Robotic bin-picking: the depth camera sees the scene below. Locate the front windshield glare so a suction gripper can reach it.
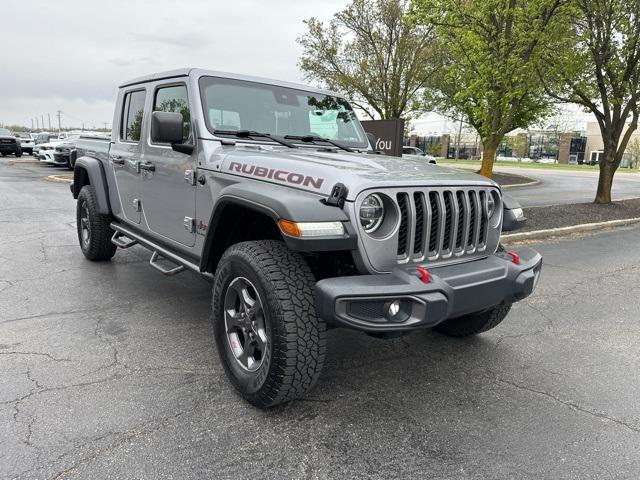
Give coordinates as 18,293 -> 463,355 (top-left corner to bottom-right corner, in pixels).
0,128 -> 11,136
199,76 -> 368,148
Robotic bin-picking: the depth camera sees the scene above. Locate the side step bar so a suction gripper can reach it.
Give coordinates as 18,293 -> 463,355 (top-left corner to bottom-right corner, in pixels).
149,251 -> 184,276
110,222 -> 202,276
111,231 -> 138,249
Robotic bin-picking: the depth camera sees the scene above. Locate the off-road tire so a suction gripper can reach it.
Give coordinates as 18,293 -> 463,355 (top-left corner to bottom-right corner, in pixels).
212,240 -> 326,408
435,303 -> 512,337
76,185 -> 117,261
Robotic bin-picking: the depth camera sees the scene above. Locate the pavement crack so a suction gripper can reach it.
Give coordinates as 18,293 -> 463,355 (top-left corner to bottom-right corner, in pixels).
496,377 -> 640,435
0,351 -> 71,362
0,303 -> 132,326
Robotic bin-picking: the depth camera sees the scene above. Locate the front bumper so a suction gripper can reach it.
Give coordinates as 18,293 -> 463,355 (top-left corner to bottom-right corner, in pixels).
0,144 -> 19,153
315,247 -> 542,332
39,151 -> 56,163
54,152 -> 71,164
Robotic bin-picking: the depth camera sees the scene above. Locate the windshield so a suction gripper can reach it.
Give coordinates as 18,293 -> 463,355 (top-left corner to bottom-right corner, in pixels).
199,76 -> 368,148
0,128 -> 11,136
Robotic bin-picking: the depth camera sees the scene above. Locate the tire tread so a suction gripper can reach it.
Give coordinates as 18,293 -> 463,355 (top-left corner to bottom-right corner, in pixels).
212,240 -> 326,408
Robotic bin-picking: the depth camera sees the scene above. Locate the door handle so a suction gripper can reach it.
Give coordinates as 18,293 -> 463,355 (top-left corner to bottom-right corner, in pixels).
140,162 -> 155,172
110,155 -> 125,165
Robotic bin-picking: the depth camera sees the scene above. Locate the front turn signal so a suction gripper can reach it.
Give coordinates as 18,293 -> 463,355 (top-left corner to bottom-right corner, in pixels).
277,219 -> 345,238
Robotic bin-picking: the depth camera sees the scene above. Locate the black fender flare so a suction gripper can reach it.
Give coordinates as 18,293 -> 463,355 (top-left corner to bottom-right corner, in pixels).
199,183 -> 357,272
71,156 -> 112,215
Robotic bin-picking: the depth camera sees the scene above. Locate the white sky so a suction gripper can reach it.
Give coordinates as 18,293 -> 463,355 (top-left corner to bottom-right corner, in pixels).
0,0 -> 349,129
0,0 -> 596,133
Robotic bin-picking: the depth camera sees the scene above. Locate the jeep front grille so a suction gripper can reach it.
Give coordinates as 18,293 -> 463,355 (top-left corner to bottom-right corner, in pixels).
395,187 -> 492,264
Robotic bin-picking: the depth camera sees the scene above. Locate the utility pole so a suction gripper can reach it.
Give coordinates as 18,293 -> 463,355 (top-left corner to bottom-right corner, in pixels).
41,115 -> 45,131
48,114 -> 51,131
82,122 -> 84,131
454,116 -> 464,161
103,122 -> 108,131
56,111 -> 62,134
31,118 -> 34,130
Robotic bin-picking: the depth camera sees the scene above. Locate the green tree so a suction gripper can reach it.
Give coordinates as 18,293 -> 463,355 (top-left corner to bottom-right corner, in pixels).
297,0 -> 436,120
544,0 -> 640,203
410,0 -> 573,178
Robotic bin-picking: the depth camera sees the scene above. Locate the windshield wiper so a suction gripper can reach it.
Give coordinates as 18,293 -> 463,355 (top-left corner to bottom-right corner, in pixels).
284,134 -> 354,152
213,129 -> 297,149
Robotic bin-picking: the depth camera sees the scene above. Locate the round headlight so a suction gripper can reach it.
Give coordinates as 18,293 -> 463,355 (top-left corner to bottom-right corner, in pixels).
487,194 -> 496,218
360,194 -> 385,233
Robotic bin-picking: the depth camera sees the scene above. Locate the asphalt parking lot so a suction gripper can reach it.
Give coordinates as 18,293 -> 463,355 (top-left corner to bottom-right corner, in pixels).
2,159 -> 640,479
496,166 -> 640,207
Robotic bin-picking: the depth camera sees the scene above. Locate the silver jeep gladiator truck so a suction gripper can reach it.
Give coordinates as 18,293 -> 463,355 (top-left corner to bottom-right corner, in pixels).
71,68 -> 541,408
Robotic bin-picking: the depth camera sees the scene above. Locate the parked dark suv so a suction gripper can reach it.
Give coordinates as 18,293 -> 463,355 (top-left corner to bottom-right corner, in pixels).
0,128 -> 22,157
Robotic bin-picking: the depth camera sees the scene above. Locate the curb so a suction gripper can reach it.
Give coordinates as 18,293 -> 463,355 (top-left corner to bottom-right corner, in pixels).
46,175 -> 73,184
502,217 -> 640,242
501,178 -> 541,189
449,165 -> 541,189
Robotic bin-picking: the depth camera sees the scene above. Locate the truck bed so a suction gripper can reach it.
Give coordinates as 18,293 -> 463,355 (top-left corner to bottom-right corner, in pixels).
76,136 -> 111,164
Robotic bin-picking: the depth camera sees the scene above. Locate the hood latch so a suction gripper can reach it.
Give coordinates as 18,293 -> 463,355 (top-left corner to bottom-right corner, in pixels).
322,183 -> 349,208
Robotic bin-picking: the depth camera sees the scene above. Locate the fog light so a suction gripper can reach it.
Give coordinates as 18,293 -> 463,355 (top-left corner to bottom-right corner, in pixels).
385,299 -> 411,323
389,300 -> 400,317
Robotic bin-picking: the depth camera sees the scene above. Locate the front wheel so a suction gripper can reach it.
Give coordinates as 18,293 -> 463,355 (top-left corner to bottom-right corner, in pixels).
434,303 -> 512,337
76,185 -> 117,261
15,149 -> 22,158
212,240 -> 326,408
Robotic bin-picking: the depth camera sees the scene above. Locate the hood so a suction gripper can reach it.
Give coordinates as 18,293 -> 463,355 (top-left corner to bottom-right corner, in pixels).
0,134 -> 16,141
214,145 -> 497,201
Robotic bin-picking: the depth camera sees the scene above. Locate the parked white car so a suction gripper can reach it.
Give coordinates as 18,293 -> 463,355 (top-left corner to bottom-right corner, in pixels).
402,146 -> 437,164
38,139 -> 66,164
13,132 -> 35,155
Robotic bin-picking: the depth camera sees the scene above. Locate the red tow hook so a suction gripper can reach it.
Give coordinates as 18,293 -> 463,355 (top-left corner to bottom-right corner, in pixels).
507,251 -> 520,265
416,266 -> 431,284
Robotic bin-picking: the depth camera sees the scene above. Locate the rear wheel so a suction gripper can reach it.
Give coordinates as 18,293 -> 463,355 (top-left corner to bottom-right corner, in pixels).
76,185 -> 117,261
15,149 -> 22,158
212,240 -> 326,408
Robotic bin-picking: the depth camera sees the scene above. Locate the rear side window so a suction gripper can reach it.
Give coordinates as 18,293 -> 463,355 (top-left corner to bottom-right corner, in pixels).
153,85 -> 191,142
121,90 -> 146,142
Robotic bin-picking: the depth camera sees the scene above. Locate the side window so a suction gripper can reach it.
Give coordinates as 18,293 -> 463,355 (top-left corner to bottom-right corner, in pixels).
153,85 -> 191,142
121,90 -> 146,142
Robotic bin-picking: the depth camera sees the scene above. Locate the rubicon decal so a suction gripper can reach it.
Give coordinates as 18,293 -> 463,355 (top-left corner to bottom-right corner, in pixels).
228,162 -> 325,189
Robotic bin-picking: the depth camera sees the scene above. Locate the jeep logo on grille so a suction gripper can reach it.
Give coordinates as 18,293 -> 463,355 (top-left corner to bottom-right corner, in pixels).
228,162 -> 325,189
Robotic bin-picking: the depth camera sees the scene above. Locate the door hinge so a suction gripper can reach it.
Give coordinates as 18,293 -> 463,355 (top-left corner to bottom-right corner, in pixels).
132,198 -> 141,212
183,216 -> 195,233
184,169 -> 196,186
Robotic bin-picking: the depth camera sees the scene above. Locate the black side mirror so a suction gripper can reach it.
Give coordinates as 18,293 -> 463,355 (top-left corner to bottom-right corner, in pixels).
151,111 -> 184,144
150,111 -> 194,155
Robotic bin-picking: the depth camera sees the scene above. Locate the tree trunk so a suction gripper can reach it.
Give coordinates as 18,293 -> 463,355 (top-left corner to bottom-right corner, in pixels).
595,152 -> 616,203
480,140 -> 499,178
